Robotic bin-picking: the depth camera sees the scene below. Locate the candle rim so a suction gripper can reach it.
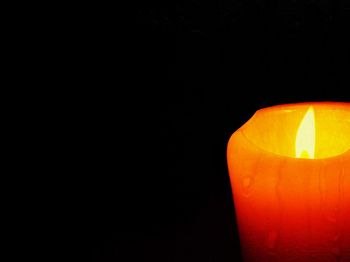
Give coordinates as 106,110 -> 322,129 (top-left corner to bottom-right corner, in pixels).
231,101 -> 350,161
255,101 -> 350,114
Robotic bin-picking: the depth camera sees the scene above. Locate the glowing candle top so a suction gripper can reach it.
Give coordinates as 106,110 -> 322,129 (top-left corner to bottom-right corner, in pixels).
236,102 -> 350,160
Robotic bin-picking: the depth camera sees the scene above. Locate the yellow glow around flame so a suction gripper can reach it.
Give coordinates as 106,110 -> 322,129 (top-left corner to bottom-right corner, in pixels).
296,106 -> 315,159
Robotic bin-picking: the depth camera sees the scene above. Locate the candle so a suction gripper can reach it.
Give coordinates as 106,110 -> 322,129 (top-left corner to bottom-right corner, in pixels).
227,102 -> 350,262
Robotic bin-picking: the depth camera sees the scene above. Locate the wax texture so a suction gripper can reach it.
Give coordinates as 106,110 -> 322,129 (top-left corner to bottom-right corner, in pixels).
227,102 -> 350,262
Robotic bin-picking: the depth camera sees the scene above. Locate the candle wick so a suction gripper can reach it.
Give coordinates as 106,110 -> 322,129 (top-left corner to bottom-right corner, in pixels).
300,150 -> 310,159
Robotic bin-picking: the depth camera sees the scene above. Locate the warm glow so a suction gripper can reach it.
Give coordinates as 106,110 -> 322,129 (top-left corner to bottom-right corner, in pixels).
295,106 -> 315,159
238,102 -> 350,159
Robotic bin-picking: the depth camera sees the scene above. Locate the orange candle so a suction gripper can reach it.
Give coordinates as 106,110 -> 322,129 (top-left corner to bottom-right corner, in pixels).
227,102 -> 350,262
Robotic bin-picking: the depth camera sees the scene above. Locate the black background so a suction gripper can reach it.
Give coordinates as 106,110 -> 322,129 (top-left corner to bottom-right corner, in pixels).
92,1 -> 349,261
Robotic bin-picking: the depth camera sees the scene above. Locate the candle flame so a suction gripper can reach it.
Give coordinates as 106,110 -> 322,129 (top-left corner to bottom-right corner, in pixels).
295,106 -> 315,159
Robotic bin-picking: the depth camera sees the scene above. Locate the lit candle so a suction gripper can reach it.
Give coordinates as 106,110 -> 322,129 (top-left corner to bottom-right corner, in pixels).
227,102 -> 350,262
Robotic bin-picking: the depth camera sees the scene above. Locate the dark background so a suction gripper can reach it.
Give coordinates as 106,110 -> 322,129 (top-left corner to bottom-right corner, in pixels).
92,1 -> 349,261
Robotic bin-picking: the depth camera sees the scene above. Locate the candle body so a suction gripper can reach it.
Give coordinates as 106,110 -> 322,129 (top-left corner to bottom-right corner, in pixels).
227,103 -> 350,262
